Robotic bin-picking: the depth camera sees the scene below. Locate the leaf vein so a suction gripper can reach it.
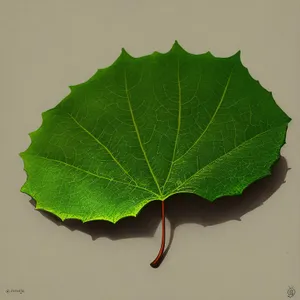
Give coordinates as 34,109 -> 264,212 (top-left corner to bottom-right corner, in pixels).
25,154 -> 157,196
68,113 -> 137,184
162,59 -> 182,192
173,126 -> 280,191
124,70 -> 162,196
174,68 -> 234,164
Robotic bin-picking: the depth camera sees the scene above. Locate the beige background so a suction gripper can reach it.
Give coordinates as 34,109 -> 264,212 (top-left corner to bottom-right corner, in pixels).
1,0 -> 299,299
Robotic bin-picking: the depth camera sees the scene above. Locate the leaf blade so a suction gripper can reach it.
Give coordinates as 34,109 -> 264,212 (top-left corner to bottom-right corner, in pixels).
20,42 -> 291,223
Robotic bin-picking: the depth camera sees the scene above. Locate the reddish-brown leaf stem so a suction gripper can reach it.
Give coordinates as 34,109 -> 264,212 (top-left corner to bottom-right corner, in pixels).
150,201 -> 165,268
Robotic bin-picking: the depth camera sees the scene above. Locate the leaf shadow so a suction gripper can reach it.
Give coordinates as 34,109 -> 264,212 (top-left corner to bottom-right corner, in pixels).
29,156 -> 289,263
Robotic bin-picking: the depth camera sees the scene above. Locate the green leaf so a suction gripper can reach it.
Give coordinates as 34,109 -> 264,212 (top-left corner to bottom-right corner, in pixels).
20,41 -> 291,225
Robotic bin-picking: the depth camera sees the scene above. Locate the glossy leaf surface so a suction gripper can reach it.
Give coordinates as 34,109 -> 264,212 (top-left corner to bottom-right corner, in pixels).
20,42 -> 291,223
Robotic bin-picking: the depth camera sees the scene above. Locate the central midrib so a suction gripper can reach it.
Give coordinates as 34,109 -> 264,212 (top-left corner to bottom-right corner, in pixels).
124,70 -> 163,196
161,59 -> 182,193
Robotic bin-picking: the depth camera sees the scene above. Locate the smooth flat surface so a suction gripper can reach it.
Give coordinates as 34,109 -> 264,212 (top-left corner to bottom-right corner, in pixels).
0,1 -> 299,299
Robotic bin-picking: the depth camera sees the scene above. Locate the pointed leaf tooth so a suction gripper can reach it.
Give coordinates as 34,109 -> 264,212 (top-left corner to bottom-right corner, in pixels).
171,40 -> 186,53
232,50 -> 241,60
69,85 -> 76,91
121,47 -> 133,59
205,50 -> 214,57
